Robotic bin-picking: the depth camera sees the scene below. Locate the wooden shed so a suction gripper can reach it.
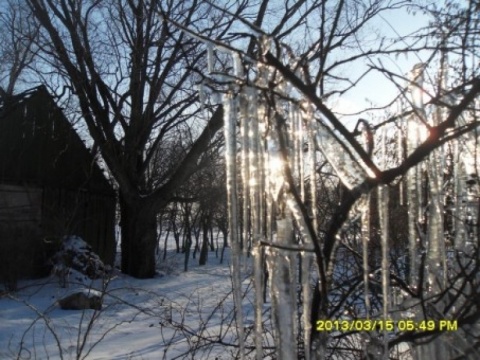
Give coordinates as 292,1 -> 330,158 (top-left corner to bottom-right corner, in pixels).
0,86 -> 116,285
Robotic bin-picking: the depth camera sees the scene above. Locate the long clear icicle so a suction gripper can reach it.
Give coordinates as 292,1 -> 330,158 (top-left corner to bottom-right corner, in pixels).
406,64 -> 428,287
398,124 -> 404,206
223,92 -> 245,359
240,89 -> 250,258
287,104 -> 301,322
406,111 -> 419,286
207,42 -> 214,73
378,128 -> 390,360
453,139 -> 466,251
360,122 -> 371,319
406,66 -> 427,360
315,123 -> 370,190
246,86 -> 265,360
268,218 -> 298,360
303,106 -> 315,360
254,47 -> 298,358
265,120 -> 298,360
428,102 -> 446,291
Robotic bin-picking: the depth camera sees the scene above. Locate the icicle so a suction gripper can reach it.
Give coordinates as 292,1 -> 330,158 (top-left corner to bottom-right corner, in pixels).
453,140 -> 466,251
257,106 -> 266,239
427,99 -> 446,291
405,64 -> 428,287
462,123 -> 480,246
356,119 -> 372,321
285,197 -> 314,246
269,217 -> 298,360
197,82 -> 206,110
291,106 -> 299,180
260,35 -> 272,56
360,121 -> 372,318
407,62 -> 448,360
397,125 -> 404,206
410,63 -> 427,124
307,123 -> 318,236
233,53 -> 244,78
245,86 -> 265,360
406,127 -> 419,286
315,129 -> 356,189
303,106 -> 315,360
284,192 -> 314,359
410,63 -> 428,237
302,255 -> 313,360
361,195 -> 371,318
207,43 -> 214,73
314,120 -> 372,190
297,111 -> 305,202
223,92 -> 245,359
378,128 -> 390,360
240,90 -> 250,259
454,105 -> 480,250
262,111 -> 299,360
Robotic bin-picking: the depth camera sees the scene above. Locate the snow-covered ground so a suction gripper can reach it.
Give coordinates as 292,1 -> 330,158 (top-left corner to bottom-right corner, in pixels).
0,239 -> 417,360
0,248 -> 251,360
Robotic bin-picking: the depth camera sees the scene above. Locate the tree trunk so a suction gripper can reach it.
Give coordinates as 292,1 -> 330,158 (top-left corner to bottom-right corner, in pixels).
171,217 -> 180,253
220,227 -> 228,264
209,225 -> 215,252
199,216 -> 209,265
162,227 -> 170,261
120,195 -> 157,278
183,205 -> 191,272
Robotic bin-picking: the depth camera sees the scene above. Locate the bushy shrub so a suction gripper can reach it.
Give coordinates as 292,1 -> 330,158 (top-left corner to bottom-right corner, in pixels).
50,235 -> 111,287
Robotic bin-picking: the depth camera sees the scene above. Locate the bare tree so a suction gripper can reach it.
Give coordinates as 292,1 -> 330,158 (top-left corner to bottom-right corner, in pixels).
9,0 -> 480,357
24,0 -> 257,278
0,0 -> 39,95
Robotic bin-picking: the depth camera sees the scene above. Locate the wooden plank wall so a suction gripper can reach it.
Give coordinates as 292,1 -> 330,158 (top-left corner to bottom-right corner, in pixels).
0,88 -> 117,283
42,187 -> 116,266
0,184 -> 116,283
0,184 -> 47,283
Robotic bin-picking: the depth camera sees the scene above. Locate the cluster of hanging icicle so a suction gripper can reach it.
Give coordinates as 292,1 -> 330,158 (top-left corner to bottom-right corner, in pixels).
405,62 -> 479,289
350,61 -> 479,360
399,61 -> 480,360
221,38 -> 318,359
208,36 -> 382,359
201,36 -> 479,359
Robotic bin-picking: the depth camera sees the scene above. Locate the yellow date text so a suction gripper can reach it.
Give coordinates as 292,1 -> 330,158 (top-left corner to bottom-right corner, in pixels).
315,319 -> 458,332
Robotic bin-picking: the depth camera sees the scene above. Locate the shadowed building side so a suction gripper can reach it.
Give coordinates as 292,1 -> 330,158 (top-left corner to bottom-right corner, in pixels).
0,86 -> 116,286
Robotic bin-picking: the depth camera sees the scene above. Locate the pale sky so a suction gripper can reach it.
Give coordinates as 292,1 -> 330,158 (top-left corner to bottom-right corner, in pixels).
331,6 -> 432,125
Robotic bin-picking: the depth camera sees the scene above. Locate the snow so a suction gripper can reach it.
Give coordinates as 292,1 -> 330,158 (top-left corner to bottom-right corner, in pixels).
0,248 -> 251,360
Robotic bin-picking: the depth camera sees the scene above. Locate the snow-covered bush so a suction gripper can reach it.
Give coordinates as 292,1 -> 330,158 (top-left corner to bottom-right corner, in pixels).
50,236 -> 111,287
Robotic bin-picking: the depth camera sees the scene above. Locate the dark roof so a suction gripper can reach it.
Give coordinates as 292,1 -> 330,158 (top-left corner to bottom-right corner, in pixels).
0,86 -> 114,195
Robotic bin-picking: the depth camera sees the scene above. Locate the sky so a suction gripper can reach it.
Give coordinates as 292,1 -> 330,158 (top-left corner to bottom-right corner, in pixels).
331,6 -> 432,124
